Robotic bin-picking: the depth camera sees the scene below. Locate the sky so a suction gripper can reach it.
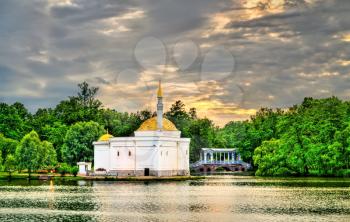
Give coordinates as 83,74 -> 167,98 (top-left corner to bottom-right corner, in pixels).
0,0 -> 350,126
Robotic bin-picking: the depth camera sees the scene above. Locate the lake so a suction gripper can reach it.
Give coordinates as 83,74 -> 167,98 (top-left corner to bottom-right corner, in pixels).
0,176 -> 349,221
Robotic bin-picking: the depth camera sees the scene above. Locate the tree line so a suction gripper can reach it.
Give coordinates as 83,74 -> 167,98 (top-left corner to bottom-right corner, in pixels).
0,82 -> 349,177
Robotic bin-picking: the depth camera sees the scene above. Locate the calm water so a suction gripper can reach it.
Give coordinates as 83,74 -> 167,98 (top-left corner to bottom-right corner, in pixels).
0,176 -> 349,222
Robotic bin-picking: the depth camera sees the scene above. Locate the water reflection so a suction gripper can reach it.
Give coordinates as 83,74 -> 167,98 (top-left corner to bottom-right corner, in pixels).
0,176 -> 349,221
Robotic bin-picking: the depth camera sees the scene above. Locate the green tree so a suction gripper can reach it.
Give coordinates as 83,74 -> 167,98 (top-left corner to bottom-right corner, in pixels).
253,139 -> 290,176
42,122 -> 68,162
15,131 -> 43,177
0,103 -> 30,140
31,108 -> 58,137
183,118 -> 216,162
97,109 -> 142,136
165,100 -> 191,132
41,141 -> 58,170
0,134 -> 18,165
62,121 -> 104,165
54,82 -> 102,125
4,154 -> 16,178
15,131 -> 57,177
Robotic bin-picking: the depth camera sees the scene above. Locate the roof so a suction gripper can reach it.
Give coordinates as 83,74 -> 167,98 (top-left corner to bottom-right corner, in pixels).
98,133 -> 113,141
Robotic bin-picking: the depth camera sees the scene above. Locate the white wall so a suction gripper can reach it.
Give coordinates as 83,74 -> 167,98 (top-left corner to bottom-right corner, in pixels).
93,132 -> 190,174
94,144 -> 110,171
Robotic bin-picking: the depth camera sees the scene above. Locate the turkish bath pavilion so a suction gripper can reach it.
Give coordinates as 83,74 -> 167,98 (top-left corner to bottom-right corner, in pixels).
93,81 -> 190,177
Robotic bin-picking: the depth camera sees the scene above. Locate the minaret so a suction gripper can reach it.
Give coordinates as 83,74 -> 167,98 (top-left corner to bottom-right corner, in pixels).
157,80 -> 163,130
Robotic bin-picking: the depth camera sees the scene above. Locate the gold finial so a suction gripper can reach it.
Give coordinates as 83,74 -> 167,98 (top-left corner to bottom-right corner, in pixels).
157,80 -> 163,97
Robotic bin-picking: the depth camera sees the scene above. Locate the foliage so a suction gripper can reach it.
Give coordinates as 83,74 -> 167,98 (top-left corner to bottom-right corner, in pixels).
183,118 -> 216,162
42,122 -> 68,162
251,97 -> 350,176
1,81 -> 349,177
41,141 -> 58,169
0,134 -> 18,165
0,102 -> 31,140
61,121 -> 104,165
97,109 -> 143,136
58,163 -> 70,176
15,131 -> 43,176
70,166 -> 79,177
4,154 -> 16,177
15,131 -> 57,176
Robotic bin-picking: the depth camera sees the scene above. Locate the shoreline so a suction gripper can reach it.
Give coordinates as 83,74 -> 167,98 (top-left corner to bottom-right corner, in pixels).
1,172 -> 349,182
0,173 -> 205,182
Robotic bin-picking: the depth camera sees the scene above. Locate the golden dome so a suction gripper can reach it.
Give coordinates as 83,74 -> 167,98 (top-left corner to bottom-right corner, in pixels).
137,117 -> 178,131
98,133 -> 113,141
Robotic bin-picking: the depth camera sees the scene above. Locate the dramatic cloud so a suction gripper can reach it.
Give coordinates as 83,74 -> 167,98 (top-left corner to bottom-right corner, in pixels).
0,0 -> 349,126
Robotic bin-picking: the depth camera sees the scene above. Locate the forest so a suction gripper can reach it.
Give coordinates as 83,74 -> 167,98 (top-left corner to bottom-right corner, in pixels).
0,82 -> 349,177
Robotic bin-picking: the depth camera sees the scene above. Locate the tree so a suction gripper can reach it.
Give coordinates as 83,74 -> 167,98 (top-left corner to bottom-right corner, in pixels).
97,109 -> 142,137
183,118 -> 216,162
54,82 -> 102,125
76,81 -> 101,109
219,121 -> 255,163
15,131 -> 42,177
15,131 -> 57,177
253,139 -> 290,176
31,108 -> 58,137
0,134 -> 18,165
165,100 -> 191,131
4,154 -> 16,178
0,103 -> 30,140
41,141 -> 58,170
42,122 -> 68,162
70,166 -> 79,177
61,121 -> 104,165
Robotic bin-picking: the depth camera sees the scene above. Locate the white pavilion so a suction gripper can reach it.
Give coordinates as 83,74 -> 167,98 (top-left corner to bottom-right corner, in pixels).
93,81 -> 190,177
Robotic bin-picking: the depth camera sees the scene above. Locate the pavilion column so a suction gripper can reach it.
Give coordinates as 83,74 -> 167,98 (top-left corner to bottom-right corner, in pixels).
211,153 -> 213,162
204,151 -> 207,163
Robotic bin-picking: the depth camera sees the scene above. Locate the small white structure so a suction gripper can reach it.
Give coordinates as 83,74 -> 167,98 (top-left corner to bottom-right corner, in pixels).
77,162 -> 92,175
93,81 -> 190,177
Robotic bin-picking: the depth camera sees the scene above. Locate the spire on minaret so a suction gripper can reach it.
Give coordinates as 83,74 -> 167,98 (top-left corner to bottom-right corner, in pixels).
157,80 -> 163,97
157,80 -> 163,130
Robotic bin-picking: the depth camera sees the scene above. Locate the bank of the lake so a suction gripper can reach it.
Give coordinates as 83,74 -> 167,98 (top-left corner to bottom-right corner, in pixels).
0,172 -> 205,182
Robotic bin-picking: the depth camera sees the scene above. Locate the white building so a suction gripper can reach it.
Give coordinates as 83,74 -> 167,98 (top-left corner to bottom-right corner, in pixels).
93,81 -> 190,177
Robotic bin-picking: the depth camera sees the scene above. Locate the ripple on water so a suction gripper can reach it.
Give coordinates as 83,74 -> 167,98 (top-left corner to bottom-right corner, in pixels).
0,177 -> 349,222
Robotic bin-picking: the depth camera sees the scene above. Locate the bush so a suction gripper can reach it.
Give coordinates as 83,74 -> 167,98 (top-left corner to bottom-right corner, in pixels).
58,163 -> 70,176
336,169 -> 350,177
70,166 -> 79,177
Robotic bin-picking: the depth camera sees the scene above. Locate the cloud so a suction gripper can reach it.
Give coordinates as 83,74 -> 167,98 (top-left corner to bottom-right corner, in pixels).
0,0 -> 350,126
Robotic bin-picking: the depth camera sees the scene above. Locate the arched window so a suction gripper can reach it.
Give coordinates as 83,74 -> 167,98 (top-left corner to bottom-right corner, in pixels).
166,151 -> 168,156
161,151 -> 163,156
128,151 -> 131,156
117,151 -> 120,156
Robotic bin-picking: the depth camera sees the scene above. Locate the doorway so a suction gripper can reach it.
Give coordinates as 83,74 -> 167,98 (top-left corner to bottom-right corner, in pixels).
144,168 -> 150,176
